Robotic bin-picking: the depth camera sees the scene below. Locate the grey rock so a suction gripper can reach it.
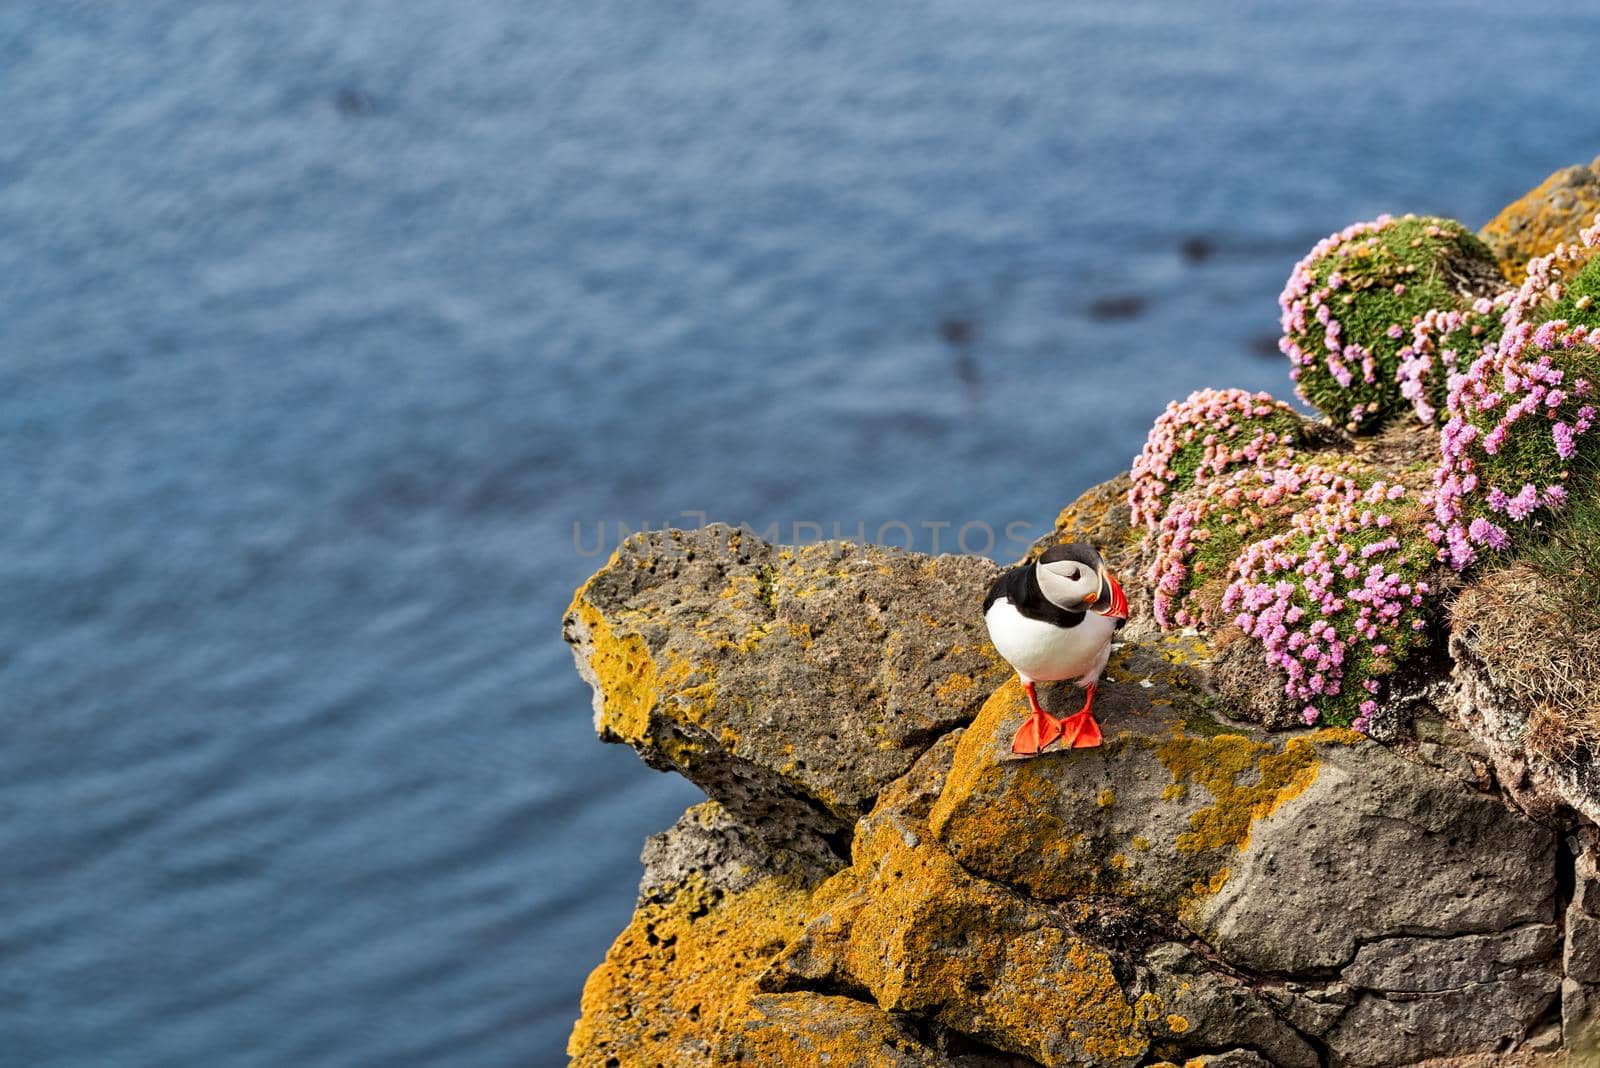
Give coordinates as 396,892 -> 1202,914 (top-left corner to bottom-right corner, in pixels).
1259,981 -> 1353,1038
565,525 -> 1009,849
638,800 -> 840,901
1564,977 -> 1600,1054
1342,925 -> 1558,992
1138,943 -> 1319,1068
1191,740 -> 1557,973
1568,910 -> 1600,984
1576,847 -> 1600,916
1187,1055 -> 1274,1068
1327,977 -> 1560,1065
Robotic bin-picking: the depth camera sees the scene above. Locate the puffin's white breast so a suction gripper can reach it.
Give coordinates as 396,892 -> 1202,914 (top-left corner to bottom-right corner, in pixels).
984,597 -> 1116,684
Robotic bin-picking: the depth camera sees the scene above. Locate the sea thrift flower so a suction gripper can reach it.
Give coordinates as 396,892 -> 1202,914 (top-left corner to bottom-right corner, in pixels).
1143,424 -> 1437,727
1128,388 -> 1306,531
1430,312 -> 1600,568
1279,214 -> 1504,432
1395,302 -> 1506,424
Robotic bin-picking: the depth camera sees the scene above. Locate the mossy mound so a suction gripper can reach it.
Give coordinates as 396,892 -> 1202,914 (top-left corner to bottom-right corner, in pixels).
1431,320 -> 1600,569
1136,405 -> 1443,730
1128,389 -> 1317,532
1279,214 -> 1505,433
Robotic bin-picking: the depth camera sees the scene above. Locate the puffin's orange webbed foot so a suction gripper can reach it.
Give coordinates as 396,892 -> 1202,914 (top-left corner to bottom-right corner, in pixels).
1060,683 -> 1104,748
1012,711 -> 1064,755
1012,680 -> 1064,756
1060,711 -> 1102,748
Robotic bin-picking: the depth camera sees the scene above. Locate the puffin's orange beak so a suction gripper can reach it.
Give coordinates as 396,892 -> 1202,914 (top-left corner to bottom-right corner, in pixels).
1093,568 -> 1129,618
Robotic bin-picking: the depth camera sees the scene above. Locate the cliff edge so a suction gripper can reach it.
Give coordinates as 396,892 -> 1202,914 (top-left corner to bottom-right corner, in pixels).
562,164 -> 1600,1066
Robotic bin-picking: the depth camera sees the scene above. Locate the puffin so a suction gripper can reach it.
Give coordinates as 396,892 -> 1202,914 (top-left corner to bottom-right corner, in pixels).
982,542 -> 1129,755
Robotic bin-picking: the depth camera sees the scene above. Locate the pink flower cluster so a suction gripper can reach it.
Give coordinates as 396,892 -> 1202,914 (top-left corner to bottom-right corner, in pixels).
1128,388 -> 1303,531
1428,315 -> 1598,568
1427,221 -> 1600,569
1279,214 -> 1501,432
1134,376 -> 1449,726
1279,216 -> 1393,409
1149,459 -> 1357,629
1222,476 -> 1432,730
1395,298 -> 1503,424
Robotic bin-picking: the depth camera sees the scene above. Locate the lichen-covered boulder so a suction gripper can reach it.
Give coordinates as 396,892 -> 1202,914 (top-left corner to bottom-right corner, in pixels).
1189,745 -> 1555,975
567,802 -> 822,1067
926,644 -> 1342,913
774,734 -> 1153,1068
923,638 -> 1555,983
564,525 -> 1010,849
1481,156 -> 1600,282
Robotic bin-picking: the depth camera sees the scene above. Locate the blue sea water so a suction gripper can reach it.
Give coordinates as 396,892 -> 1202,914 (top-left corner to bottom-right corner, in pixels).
3,2 -> 1597,1064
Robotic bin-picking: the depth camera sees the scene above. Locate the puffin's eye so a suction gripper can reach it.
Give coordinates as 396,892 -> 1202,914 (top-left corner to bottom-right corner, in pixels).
1067,567 -> 1081,581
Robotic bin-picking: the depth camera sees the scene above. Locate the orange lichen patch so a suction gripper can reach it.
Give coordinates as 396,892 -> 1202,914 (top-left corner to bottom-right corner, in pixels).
712,992 -> 943,1066
568,595 -> 662,745
934,672 -> 977,704
1480,159 -> 1600,282
567,874 -> 814,1067
1157,731 -> 1324,857
1165,1014 -> 1190,1034
929,671 -> 1366,925
926,683 -> 1133,899
783,793 -> 1148,1067
928,681 -> 1022,837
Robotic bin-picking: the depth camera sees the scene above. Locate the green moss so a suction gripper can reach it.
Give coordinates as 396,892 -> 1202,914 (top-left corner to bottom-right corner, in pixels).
1284,215 -> 1503,433
1540,253 -> 1600,331
1515,456 -> 1600,626
1165,413 -> 1304,498
1181,705 -> 1249,738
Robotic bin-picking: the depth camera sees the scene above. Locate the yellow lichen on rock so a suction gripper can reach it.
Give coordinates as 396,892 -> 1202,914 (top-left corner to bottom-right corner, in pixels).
568,873 -> 814,1067
1156,731 -> 1323,857
712,992 -> 946,1066
1480,156 -> 1600,282
567,593 -> 663,745
933,671 -> 976,704
779,758 -> 1149,1068
565,525 -> 1011,830
927,666 -> 1372,925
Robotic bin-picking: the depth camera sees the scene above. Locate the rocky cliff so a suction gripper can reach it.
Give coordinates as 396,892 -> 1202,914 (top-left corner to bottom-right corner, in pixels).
562,164 -> 1600,1067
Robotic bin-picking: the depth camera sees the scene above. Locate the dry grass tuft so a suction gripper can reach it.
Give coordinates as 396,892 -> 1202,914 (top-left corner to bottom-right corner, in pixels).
1454,563 -> 1600,763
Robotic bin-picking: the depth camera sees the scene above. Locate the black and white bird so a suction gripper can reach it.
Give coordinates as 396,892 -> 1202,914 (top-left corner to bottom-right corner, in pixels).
982,542 -> 1128,755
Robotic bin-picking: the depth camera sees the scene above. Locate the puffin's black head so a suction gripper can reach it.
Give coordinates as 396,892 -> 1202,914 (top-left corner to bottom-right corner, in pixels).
1035,542 -> 1107,611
